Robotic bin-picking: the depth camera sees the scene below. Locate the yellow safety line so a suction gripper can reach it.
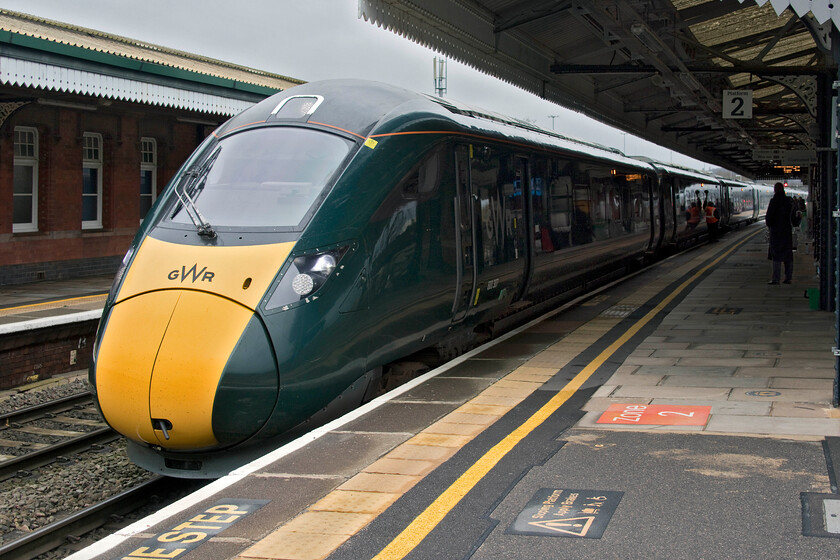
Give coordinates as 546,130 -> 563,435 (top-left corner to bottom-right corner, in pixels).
373,231 -> 759,560
0,293 -> 107,316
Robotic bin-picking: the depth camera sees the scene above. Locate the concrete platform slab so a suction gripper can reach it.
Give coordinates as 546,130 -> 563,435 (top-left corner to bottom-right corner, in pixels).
610,385 -> 732,399
257,432 -> 411,477
637,365 -> 738,376
660,374 -> 769,388
727,388 -> 833,403
706,415 -> 840,437
398,377 -> 495,403
736,367 -> 835,379
770,403 -> 833,418
438,358 -> 524,379
771,378 -> 835,390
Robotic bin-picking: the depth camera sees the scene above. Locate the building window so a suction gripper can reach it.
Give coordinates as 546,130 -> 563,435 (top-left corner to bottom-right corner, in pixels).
13,127 -> 38,233
82,133 -> 103,229
140,137 -> 157,222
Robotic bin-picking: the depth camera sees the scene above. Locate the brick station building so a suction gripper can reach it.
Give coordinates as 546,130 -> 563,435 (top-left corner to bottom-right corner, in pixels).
0,10 -> 302,285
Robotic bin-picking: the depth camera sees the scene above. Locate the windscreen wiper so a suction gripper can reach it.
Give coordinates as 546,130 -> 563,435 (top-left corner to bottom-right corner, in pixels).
173,148 -> 220,238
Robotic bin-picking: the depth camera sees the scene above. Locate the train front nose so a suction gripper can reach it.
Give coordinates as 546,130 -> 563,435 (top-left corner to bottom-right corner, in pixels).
94,289 -> 278,450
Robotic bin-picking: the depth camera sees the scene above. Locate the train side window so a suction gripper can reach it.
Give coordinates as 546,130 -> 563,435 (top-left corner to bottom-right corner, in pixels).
372,145 -> 444,221
545,159 -> 574,250
683,183 -> 705,232
674,181 -> 687,229
572,179 -> 593,246
507,157 -> 526,261
620,170 -> 649,234
471,144 -> 503,267
635,175 -> 650,231
531,157 -> 553,253
587,172 -> 612,241
608,183 -> 625,237
470,145 -> 526,266
402,149 -> 442,198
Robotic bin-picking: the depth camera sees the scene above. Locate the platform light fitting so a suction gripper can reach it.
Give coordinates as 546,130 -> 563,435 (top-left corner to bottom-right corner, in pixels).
176,116 -> 222,126
36,98 -> 97,111
630,23 -> 663,53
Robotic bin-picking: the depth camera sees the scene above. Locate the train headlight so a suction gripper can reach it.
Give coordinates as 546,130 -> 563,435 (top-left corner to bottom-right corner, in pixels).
292,273 -> 315,296
265,246 -> 351,311
311,254 -> 336,275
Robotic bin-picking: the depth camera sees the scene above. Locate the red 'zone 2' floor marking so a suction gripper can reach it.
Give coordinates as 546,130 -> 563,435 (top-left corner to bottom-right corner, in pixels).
597,404 -> 711,426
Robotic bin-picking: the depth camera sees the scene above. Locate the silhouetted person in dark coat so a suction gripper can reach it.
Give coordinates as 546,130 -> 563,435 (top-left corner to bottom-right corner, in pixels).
571,207 -> 593,245
765,182 -> 801,284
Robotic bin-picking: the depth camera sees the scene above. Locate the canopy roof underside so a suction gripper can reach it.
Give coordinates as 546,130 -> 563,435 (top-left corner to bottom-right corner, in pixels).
360,0 -> 838,177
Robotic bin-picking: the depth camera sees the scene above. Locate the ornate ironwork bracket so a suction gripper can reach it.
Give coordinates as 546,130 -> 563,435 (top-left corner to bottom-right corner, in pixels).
780,113 -> 817,148
0,102 -> 29,130
764,75 -> 818,118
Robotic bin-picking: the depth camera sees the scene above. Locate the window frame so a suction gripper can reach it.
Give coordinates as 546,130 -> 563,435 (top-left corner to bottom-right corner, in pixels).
140,137 -> 157,223
82,132 -> 103,230
13,126 -> 38,233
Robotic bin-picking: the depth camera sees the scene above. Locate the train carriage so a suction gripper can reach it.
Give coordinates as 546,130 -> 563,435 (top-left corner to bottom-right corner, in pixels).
90,80 -> 752,476
643,161 -> 723,251
753,182 -> 776,220
721,177 -> 758,227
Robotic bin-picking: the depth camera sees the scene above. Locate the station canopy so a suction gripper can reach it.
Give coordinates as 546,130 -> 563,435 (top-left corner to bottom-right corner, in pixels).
359,0 -> 838,178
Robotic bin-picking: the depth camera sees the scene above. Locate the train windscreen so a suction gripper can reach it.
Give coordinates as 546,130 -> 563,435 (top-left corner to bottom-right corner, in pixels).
168,127 -> 353,229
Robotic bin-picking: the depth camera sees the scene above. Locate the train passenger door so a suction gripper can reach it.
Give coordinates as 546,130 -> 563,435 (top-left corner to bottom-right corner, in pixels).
452,144 -> 476,322
470,144 -> 528,310
659,174 -> 676,248
720,183 -> 732,226
515,156 -> 533,299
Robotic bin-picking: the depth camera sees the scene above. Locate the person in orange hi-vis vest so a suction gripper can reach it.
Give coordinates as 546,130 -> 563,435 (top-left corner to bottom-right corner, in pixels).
704,192 -> 720,242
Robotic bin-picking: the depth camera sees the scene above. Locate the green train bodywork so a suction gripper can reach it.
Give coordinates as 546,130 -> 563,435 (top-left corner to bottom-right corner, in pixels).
90,80 -> 692,477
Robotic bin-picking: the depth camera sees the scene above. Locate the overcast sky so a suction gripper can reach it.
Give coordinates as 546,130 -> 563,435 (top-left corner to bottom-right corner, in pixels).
1,0 -> 711,169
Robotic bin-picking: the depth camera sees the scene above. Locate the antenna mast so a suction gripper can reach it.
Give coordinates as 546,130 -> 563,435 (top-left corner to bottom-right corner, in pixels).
433,57 -> 447,97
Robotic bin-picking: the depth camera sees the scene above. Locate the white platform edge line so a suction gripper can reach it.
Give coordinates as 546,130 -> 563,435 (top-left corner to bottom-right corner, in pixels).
0,310 -> 102,335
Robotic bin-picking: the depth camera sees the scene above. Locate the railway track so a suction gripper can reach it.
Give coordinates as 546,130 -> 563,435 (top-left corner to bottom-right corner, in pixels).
0,475 -> 190,560
0,389 -> 196,560
0,393 -> 118,482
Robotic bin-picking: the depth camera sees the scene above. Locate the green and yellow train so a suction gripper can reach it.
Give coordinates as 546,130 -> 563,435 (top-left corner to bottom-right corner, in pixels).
90,80 -> 769,477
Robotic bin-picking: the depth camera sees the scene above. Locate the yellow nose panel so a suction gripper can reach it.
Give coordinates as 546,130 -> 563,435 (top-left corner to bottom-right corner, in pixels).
149,290 -> 253,449
116,237 -> 295,309
96,291 -> 180,445
95,290 -> 254,450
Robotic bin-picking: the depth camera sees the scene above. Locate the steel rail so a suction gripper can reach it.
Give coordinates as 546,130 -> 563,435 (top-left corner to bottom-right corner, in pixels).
0,427 -> 119,482
0,393 -> 92,425
0,392 -> 118,482
0,476 -> 172,560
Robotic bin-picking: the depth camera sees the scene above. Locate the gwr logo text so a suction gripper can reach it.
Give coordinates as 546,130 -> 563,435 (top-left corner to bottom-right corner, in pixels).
168,264 -> 215,283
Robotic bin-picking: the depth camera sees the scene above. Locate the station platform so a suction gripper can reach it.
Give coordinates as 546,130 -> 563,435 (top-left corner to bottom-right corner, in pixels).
71,223 -> 840,560
0,274 -> 110,388
0,275 -> 111,326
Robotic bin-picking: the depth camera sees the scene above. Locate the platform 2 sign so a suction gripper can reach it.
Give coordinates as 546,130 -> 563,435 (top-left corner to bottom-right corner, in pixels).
723,89 -> 752,119
597,404 -> 711,426
507,488 -> 623,538
117,499 -> 268,559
